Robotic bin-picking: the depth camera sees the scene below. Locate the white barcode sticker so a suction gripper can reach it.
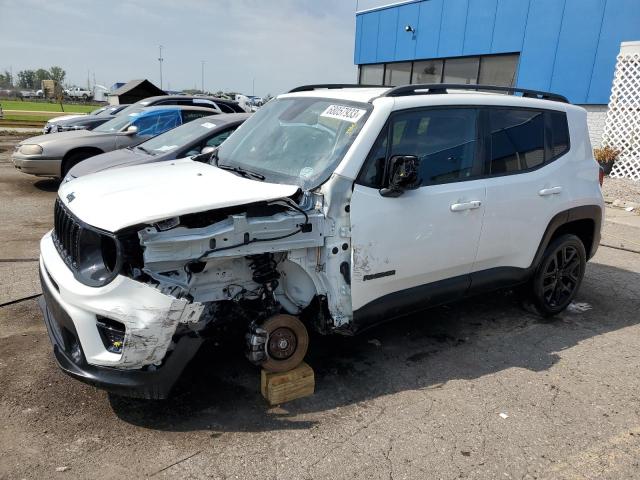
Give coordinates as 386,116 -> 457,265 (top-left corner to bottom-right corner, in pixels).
320,104 -> 366,123
201,122 -> 217,129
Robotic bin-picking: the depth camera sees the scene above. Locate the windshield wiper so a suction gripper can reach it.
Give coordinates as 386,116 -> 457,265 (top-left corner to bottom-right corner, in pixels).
136,145 -> 155,155
216,163 -> 265,181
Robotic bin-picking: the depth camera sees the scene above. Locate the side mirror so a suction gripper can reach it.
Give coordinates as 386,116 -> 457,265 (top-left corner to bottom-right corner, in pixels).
200,146 -> 216,155
380,155 -> 420,197
125,125 -> 138,135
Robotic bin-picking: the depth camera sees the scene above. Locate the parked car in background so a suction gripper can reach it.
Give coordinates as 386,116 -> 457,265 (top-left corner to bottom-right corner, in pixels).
65,113 -> 249,181
128,94 -> 246,114
64,86 -> 92,100
43,104 -> 131,134
12,105 -> 215,178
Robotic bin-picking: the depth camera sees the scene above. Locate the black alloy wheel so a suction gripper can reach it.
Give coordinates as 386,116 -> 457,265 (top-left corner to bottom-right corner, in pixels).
532,234 -> 586,317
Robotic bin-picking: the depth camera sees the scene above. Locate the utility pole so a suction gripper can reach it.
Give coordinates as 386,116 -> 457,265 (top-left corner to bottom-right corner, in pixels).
252,77 -> 255,97
201,60 -> 205,94
158,45 -> 164,90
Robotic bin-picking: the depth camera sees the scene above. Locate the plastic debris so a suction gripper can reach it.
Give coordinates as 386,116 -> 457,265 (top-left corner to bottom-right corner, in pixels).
499,412 -> 509,419
567,302 -> 593,314
55,466 -> 70,472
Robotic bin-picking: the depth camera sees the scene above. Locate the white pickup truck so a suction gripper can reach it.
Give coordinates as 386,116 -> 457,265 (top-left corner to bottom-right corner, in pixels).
64,87 -> 92,100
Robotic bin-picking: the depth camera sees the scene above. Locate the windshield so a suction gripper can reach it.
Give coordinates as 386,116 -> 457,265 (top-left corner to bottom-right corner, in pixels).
93,108 -> 144,133
216,97 -> 371,190
139,117 -> 223,154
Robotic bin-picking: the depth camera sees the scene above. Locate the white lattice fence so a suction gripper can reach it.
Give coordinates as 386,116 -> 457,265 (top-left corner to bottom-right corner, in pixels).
604,43 -> 640,181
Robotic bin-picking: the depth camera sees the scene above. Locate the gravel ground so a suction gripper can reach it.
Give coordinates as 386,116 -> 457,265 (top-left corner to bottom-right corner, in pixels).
602,176 -> 640,204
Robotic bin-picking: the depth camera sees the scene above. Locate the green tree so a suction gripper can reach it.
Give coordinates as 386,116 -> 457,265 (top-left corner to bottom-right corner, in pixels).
34,68 -> 51,87
49,66 -> 66,85
0,71 -> 12,88
17,70 -> 36,89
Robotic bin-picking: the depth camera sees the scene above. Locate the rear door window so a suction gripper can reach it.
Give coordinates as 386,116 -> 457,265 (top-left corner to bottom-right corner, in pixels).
133,111 -> 180,135
205,127 -> 236,147
181,110 -> 213,123
486,109 -> 545,174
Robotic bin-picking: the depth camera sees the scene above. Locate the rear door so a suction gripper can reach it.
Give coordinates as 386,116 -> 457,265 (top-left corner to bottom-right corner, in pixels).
350,107 -> 486,316
472,107 -> 571,277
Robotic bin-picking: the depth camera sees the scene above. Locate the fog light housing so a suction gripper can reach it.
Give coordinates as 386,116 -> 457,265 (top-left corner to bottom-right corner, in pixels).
96,317 -> 126,354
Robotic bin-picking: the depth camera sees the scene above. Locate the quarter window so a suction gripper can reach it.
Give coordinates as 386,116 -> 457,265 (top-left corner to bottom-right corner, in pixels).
487,109 -> 545,174
548,110 -> 570,158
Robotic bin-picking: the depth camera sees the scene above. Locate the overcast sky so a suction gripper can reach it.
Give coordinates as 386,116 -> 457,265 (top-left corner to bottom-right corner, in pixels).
0,0 -> 392,96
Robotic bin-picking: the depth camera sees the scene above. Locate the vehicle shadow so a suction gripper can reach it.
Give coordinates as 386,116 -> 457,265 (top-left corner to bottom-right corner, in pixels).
33,179 -> 60,192
109,259 -> 640,433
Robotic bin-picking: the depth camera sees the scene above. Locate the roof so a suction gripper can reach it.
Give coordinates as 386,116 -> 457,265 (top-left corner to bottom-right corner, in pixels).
198,112 -> 251,124
136,95 -> 242,108
136,105 -> 218,114
280,85 -> 580,114
111,79 -> 165,97
280,87 -> 389,103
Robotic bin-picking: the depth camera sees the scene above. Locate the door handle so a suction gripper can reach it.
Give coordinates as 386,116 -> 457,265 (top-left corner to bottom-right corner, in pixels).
450,200 -> 482,212
538,186 -> 563,196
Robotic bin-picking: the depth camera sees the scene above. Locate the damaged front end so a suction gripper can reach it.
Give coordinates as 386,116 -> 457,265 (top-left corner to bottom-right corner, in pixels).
39,176 -> 354,398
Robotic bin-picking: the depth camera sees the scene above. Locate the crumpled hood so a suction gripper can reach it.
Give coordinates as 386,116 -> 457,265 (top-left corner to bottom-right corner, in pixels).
58,158 -> 300,232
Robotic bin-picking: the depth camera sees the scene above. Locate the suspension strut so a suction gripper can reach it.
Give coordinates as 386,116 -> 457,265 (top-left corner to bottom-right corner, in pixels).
245,253 -> 281,365
247,253 -> 280,304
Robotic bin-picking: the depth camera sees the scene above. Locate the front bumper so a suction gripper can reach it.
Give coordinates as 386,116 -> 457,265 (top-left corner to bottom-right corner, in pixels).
39,278 -> 202,399
39,232 -> 204,398
12,153 -> 62,177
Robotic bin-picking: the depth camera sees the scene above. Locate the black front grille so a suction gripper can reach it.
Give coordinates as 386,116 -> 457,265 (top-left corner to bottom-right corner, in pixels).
53,198 -> 82,270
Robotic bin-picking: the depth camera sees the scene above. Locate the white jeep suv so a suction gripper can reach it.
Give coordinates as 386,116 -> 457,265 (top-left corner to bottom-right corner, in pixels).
39,84 -> 604,399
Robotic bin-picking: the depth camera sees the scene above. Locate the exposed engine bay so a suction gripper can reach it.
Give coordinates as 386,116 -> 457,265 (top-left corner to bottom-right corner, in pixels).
114,180 -> 354,372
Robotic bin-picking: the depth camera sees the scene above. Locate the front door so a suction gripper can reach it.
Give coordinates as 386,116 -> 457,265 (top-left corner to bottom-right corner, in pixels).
350,107 -> 486,321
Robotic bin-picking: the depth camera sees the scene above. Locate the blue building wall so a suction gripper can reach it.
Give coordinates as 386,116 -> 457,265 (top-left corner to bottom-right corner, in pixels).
354,0 -> 640,104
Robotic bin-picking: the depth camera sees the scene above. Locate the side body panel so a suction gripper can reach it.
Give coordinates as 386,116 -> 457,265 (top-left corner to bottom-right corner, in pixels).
350,180 -> 486,311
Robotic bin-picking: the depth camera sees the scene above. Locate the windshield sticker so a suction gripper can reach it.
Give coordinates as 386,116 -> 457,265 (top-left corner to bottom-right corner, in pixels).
320,104 -> 366,123
155,145 -> 177,152
299,167 -> 314,178
201,122 -> 217,129
194,99 -> 215,105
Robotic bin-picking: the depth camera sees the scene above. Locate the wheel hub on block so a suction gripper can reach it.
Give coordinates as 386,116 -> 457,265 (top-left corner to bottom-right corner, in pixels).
268,327 -> 297,360
253,314 -> 309,373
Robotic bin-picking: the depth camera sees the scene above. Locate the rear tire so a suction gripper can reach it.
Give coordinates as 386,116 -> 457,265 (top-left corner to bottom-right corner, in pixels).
261,314 -> 309,373
530,234 -> 586,317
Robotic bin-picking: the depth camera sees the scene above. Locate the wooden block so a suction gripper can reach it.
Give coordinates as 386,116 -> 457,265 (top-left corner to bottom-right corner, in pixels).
261,362 -> 315,406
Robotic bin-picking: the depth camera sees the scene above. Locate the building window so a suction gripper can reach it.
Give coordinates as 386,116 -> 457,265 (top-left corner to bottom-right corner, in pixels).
478,55 -> 519,87
442,57 -> 480,84
384,62 -> 412,86
360,64 -> 384,85
412,59 -> 444,84
357,53 -> 520,88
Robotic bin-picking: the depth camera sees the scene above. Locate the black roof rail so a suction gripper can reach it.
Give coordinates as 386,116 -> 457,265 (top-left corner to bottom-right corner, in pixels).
381,84 -> 570,103
288,84 -> 383,93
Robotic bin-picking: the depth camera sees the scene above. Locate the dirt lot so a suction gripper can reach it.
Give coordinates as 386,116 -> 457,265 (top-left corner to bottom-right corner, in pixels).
1,134 -> 640,479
